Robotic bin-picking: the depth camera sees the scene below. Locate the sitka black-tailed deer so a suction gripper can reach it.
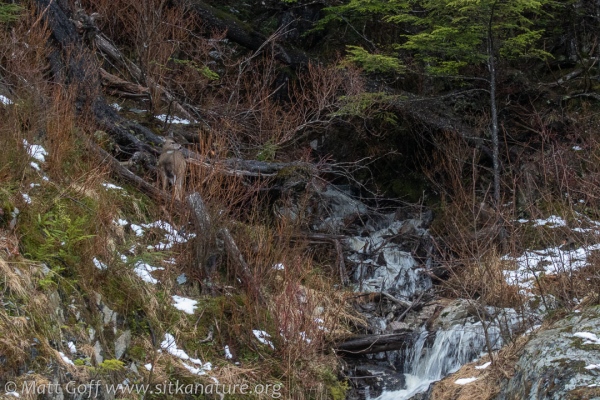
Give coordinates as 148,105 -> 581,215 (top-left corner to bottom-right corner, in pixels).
158,138 -> 186,201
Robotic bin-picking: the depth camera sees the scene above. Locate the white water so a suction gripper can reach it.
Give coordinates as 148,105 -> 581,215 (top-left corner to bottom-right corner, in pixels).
376,323 -> 502,400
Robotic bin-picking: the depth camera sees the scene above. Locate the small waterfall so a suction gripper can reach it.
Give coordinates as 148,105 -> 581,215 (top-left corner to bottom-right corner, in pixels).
376,322 -> 503,400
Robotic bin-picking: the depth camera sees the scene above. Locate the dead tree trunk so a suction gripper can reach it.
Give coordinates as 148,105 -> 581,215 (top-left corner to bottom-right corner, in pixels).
335,331 -> 417,355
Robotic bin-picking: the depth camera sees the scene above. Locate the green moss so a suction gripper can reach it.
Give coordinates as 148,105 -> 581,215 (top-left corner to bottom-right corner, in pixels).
99,359 -> 125,371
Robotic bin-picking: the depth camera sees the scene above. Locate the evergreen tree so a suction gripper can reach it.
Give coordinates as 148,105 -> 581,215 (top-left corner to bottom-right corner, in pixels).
320,0 -> 550,203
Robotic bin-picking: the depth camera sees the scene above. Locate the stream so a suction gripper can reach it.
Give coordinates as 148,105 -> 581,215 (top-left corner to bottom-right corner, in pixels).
299,183 -> 531,399
336,203 -> 599,399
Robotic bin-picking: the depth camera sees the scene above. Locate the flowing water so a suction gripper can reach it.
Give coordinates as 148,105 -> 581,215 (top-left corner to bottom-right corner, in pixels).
376,322 -> 503,400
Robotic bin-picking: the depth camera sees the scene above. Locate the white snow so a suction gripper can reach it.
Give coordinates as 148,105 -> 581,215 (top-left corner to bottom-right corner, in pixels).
67,341 -> 77,354
299,331 -> 312,344
314,317 -> 328,331
455,377 -> 478,385
93,257 -> 108,271
532,215 -> 567,227
161,333 -> 192,359
503,243 -> 600,291
111,103 -> 122,111
155,114 -> 192,125
58,351 -> 75,365
5,392 -> 19,398
181,362 -> 207,375
252,330 -> 275,349
584,364 -> 599,370
23,140 -> 47,163
142,220 -> 196,250
172,295 -> 198,314
133,261 -> 163,284
224,345 -> 233,359
0,94 -> 13,105
574,332 -> 600,345
273,263 -> 285,270
475,361 -> 491,370
30,161 -> 41,171
102,183 -> 123,190
144,363 -> 152,371
572,146 -> 583,151
130,224 -> 144,236
21,193 -> 31,204
115,219 -> 129,226
160,333 -> 211,375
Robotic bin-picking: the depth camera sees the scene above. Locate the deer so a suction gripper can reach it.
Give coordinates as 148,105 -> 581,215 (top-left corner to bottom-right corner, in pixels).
157,138 -> 186,201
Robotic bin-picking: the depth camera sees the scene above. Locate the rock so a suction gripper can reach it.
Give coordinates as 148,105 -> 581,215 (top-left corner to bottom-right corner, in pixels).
96,293 -> 117,334
432,299 -> 476,329
129,362 -> 139,375
114,330 -> 131,360
48,291 -> 65,325
93,340 -> 103,364
496,307 -> 600,400
354,365 -> 406,398
387,321 -> 411,333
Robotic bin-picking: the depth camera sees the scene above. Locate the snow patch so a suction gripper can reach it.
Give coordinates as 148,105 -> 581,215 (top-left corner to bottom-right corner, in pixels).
93,257 -> 108,271
21,193 -> 32,204
503,243 -> 600,291
455,377 -> 478,385
58,351 -> 75,365
23,140 -> 48,163
532,215 -> 567,227
102,183 -> 124,190
299,331 -> 312,344
133,261 -> 163,284
252,330 -> 275,349
172,295 -> 197,314
475,361 -> 491,370
0,94 -> 13,105
67,341 -> 77,354
160,333 -> 211,375
156,114 -> 193,125
574,331 -> 600,345
224,345 -> 233,359
142,220 -> 196,250
130,224 -> 144,237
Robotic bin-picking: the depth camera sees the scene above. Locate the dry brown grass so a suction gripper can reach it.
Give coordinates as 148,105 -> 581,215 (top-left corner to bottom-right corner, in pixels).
430,332 -> 531,400
0,255 -> 58,377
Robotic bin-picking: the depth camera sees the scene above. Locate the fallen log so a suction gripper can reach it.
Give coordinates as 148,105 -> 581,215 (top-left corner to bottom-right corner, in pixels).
335,331 -> 418,355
